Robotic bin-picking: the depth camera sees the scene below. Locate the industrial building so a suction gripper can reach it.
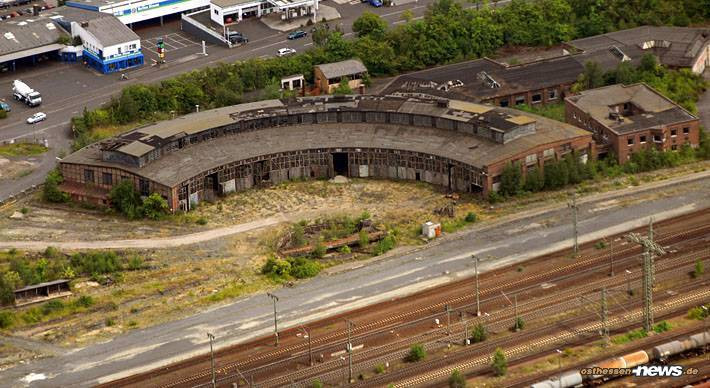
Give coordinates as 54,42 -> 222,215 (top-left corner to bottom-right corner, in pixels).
566,26 -> 710,74
65,0 -> 210,25
564,83 -> 700,163
0,6 -> 142,73
209,0 -> 316,26
381,26 -> 709,108
59,95 -> 594,210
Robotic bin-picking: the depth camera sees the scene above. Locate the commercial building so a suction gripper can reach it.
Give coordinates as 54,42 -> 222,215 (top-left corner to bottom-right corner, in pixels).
564,83 -> 700,163
59,95 -> 593,210
65,0 -> 210,25
566,26 -> 710,74
314,59 -> 367,94
0,8 -> 66,72
209,0 -> 316,26
0,7 -> 142,73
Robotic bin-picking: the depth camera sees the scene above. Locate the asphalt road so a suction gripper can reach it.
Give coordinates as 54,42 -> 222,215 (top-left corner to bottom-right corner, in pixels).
2,173 -> 708,387
0,0 -> 503,202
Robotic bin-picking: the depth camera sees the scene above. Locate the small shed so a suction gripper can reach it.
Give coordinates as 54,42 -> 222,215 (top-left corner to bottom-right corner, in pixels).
314,59 -> 368,94
281,74 -> 305,91
14,279 -> 72,307
422,221 -> 441,239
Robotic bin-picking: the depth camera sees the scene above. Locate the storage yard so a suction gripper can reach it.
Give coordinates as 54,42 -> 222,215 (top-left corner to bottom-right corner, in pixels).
100,208 -> 710,388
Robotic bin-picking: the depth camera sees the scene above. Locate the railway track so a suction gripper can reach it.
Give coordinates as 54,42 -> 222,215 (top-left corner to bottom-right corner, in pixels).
104,209 -> 710,388
254,249 -> 709,387
377,281 -> 710,388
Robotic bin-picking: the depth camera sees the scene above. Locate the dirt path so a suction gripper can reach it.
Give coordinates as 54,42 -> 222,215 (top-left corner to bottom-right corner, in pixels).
0,216 -> 284,251
1,170 -> 709,252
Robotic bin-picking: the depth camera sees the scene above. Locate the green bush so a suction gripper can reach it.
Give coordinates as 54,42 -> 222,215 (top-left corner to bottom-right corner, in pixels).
74,295 -> 94,308
311,380 -> 323,388
464,212 -> 477,223
41,299 -> 65,315
511,317 -> 525,332
128,256 -> 144,271
406,344 -> 427,362
653,321 -> 672,333
470,323 -> 487,343
109,181 -> 142,219
692,259 -> 704,278
374,363 -> 386,374
449,369 -> 467,388
21,307 -> 43,324
142,193 -> 169,220
687,305 -> 709,320
43,169 -> 69,203
312,240 -> 327,259
196,217 -> 208,225
339,245 -> 351,254
289,258 -> 321,279
374,234 -> 396,256
261,257 -> 292,278
491,348 -> 507,376
291,224 -> 306,247
0,311 -> 15,328
358,230 -> 370,248
105,317 -> 116,327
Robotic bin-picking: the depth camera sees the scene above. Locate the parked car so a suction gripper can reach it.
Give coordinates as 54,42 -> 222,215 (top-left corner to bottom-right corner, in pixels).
287,30 -> 307,40
277,47 -> 296,57
227,31 -> 248,44
0,100 -> 11,112
369,0 -> 382,6
26,112 -> 46,124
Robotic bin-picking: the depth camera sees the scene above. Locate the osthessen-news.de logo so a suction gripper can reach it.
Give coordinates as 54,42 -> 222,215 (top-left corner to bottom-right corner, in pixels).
580,365 -> 699,377
632,365 -> 699,377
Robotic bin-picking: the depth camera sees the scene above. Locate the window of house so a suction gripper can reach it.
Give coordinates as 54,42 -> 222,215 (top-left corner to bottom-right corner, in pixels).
525,153 -> 537,165
102,172 -> 112,185
499,98 -> 509,107
214,9 -> 218,14
543,148 -> 555,159
515,95 -> 526,105
671,129 -> 677,137
683,127 -> 689,135
548,89 -> 558,100
654,134 -> 662,143
531,93 -> 542,103
627,137 -> 634,146
672,145 -> 678,150
640,135 -> 646,143
84,169 -> 94,183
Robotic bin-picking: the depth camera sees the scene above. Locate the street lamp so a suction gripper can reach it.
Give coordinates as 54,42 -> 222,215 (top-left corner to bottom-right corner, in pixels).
267,292 -> 279,346
207,332 -> 216,388
555,349 -> 563,388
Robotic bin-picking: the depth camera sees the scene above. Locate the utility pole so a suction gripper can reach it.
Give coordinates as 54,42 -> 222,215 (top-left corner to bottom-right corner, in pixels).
345,319 -> 355,384
568,192 -> 579,257
267,292 -> 279,346
474,255 -> 481,316
299,325 -> 313,366
625,228 -> 666,332
601,287 -> 609,346
207,333 -> 216,388
648,218 -> 655,283
513,294 -> 519,331
625,269 -> 632,295
609,237 -> 614,277
555,349 -> 563,388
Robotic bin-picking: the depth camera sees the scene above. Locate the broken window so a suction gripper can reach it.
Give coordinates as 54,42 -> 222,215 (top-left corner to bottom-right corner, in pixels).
84,169 -> 94,183
627,137 -> 634,146
102,172 -> 112,185
531,93 -> 542,103
548,89 -> 558,100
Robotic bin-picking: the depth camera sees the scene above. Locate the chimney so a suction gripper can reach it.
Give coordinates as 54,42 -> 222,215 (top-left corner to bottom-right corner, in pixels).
32,5 -> 40,16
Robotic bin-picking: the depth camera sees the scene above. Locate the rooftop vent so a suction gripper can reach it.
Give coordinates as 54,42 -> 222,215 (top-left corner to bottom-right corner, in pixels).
477,71 -> 500,89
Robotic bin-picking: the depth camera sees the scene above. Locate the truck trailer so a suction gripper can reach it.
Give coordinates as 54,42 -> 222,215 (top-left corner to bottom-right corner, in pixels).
12,80 -> 42,107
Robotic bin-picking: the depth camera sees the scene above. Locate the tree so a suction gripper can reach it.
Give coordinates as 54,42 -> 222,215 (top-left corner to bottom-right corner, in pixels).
573,61 -> 605,92
407,344 -> 427,362
511,316 -> 525,332
491,348 -> 507,376
499,162 -> 522,196
353,12 -> 388,39
109,181 -> 143,219
291,224 -> 306,247
523,167 -> 544,192
312,239 -> 327,259
470,323 -> 487,343
333,78 -> 353,95
448,369 -> 467,388
141,193 -> 169,220
43,169 -> 69,203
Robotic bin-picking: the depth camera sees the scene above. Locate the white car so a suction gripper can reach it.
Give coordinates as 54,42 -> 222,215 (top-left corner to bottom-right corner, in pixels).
26,112 -> 47,124
277,48 -> 296,57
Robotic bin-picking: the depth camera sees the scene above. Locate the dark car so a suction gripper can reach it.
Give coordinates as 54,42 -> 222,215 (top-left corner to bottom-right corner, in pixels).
287,30 -> 307,40
228,31 -> 248,44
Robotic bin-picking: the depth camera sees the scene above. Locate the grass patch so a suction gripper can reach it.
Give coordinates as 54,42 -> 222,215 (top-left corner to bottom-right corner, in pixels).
611,328 -> 648,344
513,103 -> 565,122
0,143 -> 48,157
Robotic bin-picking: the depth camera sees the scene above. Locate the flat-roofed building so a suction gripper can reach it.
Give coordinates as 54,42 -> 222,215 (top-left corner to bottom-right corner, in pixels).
66,0 -> 211,25
0,12 -> 67,72
565,83 -> 700,164
13,279 -> 72,307
567,26 -> 710,74
209,0 -> 315,25
59,95 -> 594,209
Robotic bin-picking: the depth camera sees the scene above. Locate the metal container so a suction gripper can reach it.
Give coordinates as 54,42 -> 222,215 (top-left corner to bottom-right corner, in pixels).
652,340 -> 685,360
620,350 -> 649,368
690,331 -> 710,348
